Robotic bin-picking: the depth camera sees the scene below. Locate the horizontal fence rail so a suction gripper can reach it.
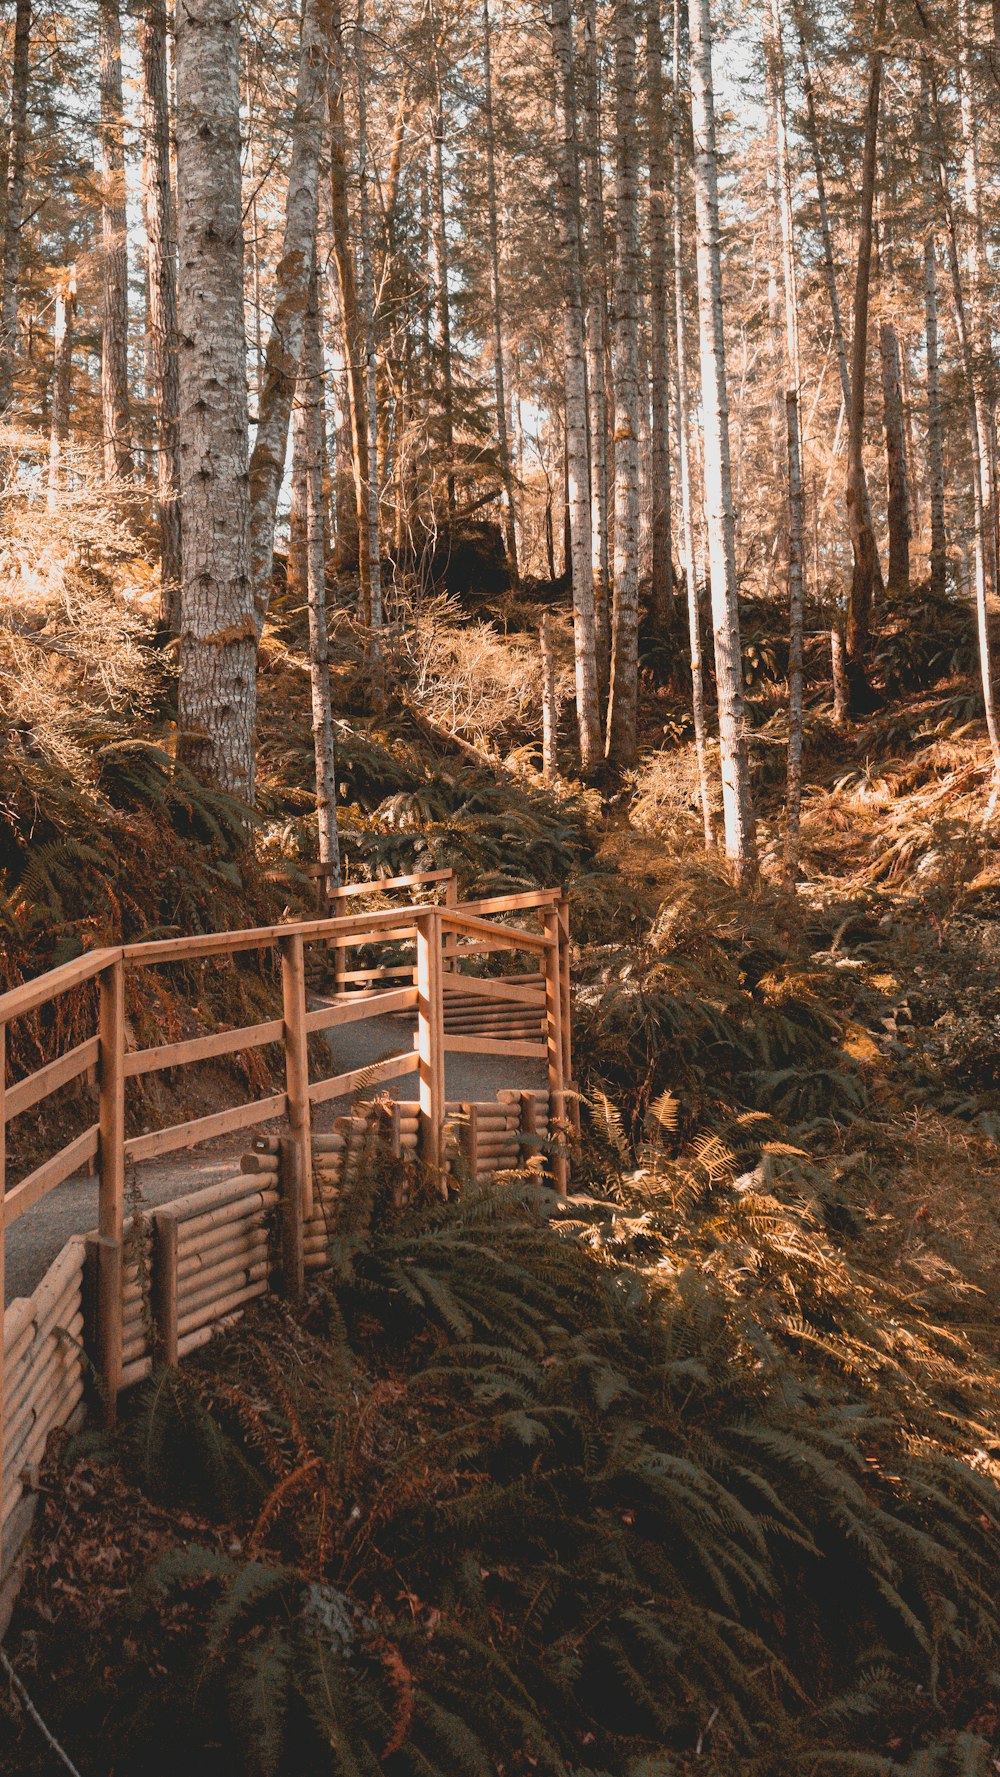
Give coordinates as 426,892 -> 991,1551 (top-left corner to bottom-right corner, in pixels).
0,869 -> 575,1595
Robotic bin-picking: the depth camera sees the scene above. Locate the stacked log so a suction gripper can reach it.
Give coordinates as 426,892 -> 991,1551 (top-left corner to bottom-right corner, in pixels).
2,1235 -> 87,1534
121,1219 -> 153,1387
152,1172 -> 279,1359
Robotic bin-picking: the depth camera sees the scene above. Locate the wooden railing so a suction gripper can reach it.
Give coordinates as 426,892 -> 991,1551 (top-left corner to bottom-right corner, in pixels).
0,871 -> 574,1483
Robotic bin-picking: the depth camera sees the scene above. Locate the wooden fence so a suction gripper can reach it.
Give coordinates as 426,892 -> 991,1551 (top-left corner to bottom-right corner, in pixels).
0,871 -> 574,1604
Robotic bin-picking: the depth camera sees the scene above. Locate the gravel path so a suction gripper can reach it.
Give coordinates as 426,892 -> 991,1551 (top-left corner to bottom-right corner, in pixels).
4,1007 -> 546,1304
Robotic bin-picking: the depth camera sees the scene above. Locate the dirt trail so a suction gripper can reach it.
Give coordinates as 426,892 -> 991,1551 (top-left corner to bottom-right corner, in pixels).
4,1008 -> 546,1304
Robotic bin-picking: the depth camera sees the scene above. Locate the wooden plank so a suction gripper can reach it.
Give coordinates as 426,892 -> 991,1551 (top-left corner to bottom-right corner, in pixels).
439,909 -> 552,953
0,947 -> 120,1027
123,903 -> 431,967
443,1035 -> 547,1060
281,934 -> 313,1219
124,1020 -> 283,1080
123,1092 -> 287,1165
334,965 -> 415,985
308,1050 -> 419,1109
441,976 -> 544,1007
2,1125 -> 99,1227
307,867 -> 454,892
416,912 -> 445,1178
152,1214 -> 178,1366
456,888 -> 562,917
303,987 -> 418,1033
544,907 -> 568,1197
5,1037 -> 100,1122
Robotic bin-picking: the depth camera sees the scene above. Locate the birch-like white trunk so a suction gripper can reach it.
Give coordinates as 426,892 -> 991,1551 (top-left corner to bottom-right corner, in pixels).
671,0 -> 714,848
606,0 -> 641,766
688,0 -> 757,882
47,268 -> 76,507
0,0 -> 30,410
919,73 -> 947,597
175,0 -> 256,801
646,0 -> 674,627
482,0 -> 518,578
550,0 -> 602,772
140,0 -> 182,624
356,0 -> 382,633
301,259 -> 341,885
540,611 -> 558,782
248,0 -> 326,633
580,0 -> 611,678
98,0 -> 133,480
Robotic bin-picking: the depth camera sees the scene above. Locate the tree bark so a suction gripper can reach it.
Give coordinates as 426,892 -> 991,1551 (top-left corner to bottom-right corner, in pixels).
919,71 -> 947,598
540,611 -> 558,782
0,0 -> 30,411
957,0 -> 999,633
47,267 -> 75,508
175,0 -> 256,802
431,39 -> 456,517
671,0 -> 714,849
580,0 -> 611,681
550,0 -> 602,772
606,0 -> 641,767
139,0 -> 182,627
880,317 -> 911,596
844,4 -> 886,716
98,0 -> 134,480
356,0 -> 382,634
481,0 -> 518,580
687,0 -> 757,883
646,0 -> 674,628
301,256 -> 341,886
784,390 -> 805,876
248,0 -> 326,634
327,0 -> 372,609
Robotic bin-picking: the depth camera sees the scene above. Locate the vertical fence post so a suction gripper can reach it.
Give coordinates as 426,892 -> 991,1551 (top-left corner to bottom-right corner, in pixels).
96,955 -> 125,1421
416,909 -> 445,1182
280,934 -> 313,1221
152,1211 -> 178,1366
442,871 -> 458,976
543,911 -> 568,1196
557,894 -> 579,1134
278,1135 -> 305,1304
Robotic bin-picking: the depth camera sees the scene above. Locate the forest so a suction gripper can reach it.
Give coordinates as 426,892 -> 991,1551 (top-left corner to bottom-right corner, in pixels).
5,0 -> 1000,1770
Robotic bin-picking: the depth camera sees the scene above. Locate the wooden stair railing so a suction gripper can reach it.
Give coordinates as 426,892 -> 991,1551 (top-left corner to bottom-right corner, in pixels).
0,871 -> 576,1535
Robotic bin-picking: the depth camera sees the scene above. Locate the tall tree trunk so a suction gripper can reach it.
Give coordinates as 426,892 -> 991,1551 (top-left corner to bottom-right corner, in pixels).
481,0 -> 518,579
301,256 -> 341,887
175,0 -> 256,801
288,392 -> 308,600
140,0 -> 182,628
880,317 -> 910,596
327,0 -> 371,608
47,267 -> 75,507
928,63 -> 1000,779
671,0 -> 714,849
356,0 -> 382,632
248,0 -> 326,633
795,7 -> 882,599
688,0 -> 757,882
431,43 -> 456,517
580,0 -> 611,680
769,0 -> 805,875
606,0 -> 641,766
646,0 -> 674,628
957,0 -> 999,633
98,0 -> 134,480
550,0 -> 601,772
920,71 -> 947,597
540,610 -> 558,782
0,0 -> 30,411
324,248 -> 359,567
844,3 -> 886,716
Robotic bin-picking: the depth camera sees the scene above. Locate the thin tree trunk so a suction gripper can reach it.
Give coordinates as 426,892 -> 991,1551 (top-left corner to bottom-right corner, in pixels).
327,0 -> 372,612
98,0 -> 134,480
880,318 -> 910,596
47,267 -> 76,507
140,0 -> 182,627
175,0 -> 256,801
671,0 -> 714,849
844,3 -> 886,715
540,610 -> 558,781
0,0 -> 30,411
689,0 -> 760,881
288,394 -> 308,600
580,0 -> 611,680
301,256 -> 341,886
920,71 -> 947,597
431,43 -> 456,518
550,0 -> 602,772
688,0 -> 757,882
248,0 -> 326,633
784,390 -> 805,875
927,63 -> 1000,778
606,0 -> 641,767
481,0 -> 518,579
646,0 -> 673,627
356,0 -> 382,638
957,0 -> 999,631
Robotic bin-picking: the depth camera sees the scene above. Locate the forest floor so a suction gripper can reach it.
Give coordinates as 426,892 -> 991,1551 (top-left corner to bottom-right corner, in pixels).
6,557 -> 1000,1772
